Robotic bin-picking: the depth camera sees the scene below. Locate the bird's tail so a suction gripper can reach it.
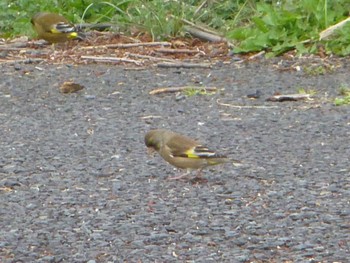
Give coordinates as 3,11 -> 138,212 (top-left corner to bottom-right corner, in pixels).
182,145 -> 242,166
207,157 -> 242,166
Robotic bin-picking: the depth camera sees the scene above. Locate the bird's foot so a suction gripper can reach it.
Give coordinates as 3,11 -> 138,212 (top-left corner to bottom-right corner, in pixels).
167,173 -> 189,180
190,176 -> 208,184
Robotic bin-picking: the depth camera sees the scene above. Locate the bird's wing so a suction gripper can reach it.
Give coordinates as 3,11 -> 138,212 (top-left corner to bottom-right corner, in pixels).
52,22 -> 76,34
165,134 -> 198,158
188,145 -> 220,158
166,134 -> 221,159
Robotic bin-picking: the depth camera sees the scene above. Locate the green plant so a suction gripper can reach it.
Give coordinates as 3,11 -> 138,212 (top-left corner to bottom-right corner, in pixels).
2,0 -> 350,57
297,87 -> 317,95
334,85 -> 350,105
183,87 -> 216,97
334,96 -> 350,106
339,85 -> 350,96
303,63 -> 335,75
228,0 -> 350,56
303,65 -> 327,75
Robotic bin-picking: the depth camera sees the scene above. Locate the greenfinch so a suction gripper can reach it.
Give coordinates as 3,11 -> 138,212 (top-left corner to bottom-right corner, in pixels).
31,12 -> 84,43
145,129 -> 239,179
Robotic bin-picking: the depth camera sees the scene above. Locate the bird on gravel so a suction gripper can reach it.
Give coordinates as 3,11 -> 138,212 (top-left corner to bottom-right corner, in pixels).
31,12 -> 85,43
144,129 -> 241,180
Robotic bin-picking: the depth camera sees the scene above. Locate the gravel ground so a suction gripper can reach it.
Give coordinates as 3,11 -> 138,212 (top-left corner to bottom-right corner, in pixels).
0,59 -> 349,262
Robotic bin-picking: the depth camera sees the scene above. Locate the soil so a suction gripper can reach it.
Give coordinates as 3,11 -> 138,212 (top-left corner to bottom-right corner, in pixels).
0,39 -> 349,262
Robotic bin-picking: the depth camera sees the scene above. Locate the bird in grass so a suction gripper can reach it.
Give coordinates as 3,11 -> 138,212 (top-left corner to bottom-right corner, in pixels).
145,129 -> 240,180
31,12 -> 84,43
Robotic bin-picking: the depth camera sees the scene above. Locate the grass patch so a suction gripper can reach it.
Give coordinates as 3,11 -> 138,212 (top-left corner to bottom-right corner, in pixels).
2,0 -> 350,56
183,87 -> 216,97
297,87 -> 317,95
303,63 -> 336,76
334,85 -> 350,106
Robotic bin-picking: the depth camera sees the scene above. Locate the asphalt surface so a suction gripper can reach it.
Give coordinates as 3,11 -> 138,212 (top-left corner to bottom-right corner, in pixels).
0,59 -> 349,262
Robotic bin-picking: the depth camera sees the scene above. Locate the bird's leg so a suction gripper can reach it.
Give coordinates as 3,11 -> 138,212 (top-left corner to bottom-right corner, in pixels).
190,168 -> 208,184
167,169 -> 190,180
195,168 -> 203,177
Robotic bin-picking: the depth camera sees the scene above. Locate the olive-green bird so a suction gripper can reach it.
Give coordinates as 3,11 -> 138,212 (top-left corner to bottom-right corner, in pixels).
145,129 -> 240,179
31,12 -> 84,43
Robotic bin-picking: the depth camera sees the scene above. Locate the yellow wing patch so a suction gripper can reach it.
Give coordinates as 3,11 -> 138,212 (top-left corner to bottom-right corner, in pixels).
184,148 -> 200,159
50,28 -> 60,34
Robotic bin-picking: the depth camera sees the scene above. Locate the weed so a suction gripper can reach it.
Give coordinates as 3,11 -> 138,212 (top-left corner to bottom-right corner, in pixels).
183,87 -> 215,97
334,85 -> 350,106
297,87 -> 317,95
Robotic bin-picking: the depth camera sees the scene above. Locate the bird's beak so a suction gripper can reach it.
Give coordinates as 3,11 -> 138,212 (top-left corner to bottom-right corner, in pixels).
147,147 -> 156,156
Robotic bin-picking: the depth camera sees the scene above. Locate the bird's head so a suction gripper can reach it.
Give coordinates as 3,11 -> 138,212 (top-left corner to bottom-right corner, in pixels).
144,129 -> 164,151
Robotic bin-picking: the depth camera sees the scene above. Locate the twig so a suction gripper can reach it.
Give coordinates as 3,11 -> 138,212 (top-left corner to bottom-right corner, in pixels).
155,48 -> 200,54
140,115 -> 163,119
217,99 -> 278,109
157,61 -> 211,68
0,47 -> 26,51
76,22 -> 113,31
149,86 -> 217,95
81,55 -> 142,65
80,42 -> 172,50
126,53 -> 179,63
176,17 -> 219,35
194,0 -> 209,16
184,26 -> 227,43
170,15 -> 233,47
248,51 -> 266,60
319,17 -> 350,40
0,58 -> 45,64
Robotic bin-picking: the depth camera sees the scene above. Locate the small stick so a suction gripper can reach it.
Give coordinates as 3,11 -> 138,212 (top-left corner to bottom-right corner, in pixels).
319,16 -> 350,40
248,51 -> 266,60
217,99 -> 278,109
194,0 -> 209,16
81,55 -> 142,65
157,62 -> 211,68
155,48 -> 200,54
80,42 -> 172,50
149,86 -> 217,95
140,115 -> 163,119
0,47 -> 26,51
126,53 -> 179,63
184,26 -> 226,42
175,16 -> 219,35
0,58 -> 45,64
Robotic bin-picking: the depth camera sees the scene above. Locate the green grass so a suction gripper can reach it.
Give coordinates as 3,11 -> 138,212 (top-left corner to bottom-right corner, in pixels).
183,87 -> 216,97
303,64 -> 336,76
334,85 -> 350,106
2,0 -> 350,56
297,87 -> 317,95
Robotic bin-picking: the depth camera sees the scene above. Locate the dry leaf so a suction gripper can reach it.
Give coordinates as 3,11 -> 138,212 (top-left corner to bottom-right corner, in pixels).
60,81 -> 84,93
